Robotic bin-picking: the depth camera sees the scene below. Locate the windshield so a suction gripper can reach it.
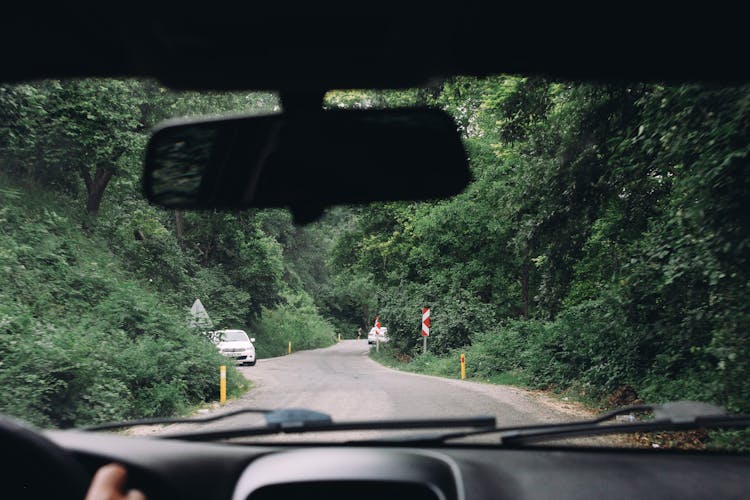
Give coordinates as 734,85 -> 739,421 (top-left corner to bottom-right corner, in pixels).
0,78 -> 748,452
221,331 -> 250,342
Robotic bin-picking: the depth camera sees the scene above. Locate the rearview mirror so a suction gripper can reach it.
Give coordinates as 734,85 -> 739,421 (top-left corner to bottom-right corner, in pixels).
250,338 -> 256,343
143,108 -> 470,222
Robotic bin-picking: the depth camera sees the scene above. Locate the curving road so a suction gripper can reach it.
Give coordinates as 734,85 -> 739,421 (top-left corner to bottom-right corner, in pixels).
140,340 -> 604,443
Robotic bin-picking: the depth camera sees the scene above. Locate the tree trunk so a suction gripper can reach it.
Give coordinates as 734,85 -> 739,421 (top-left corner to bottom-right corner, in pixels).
521,246 -> 530,319
81,165 -> 115,215
174,210 -> 185,241
200,237 -> 215,267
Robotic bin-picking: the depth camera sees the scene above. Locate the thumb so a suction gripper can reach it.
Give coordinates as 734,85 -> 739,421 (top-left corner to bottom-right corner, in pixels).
86,463 -> 146,500
87,463 -> 128,495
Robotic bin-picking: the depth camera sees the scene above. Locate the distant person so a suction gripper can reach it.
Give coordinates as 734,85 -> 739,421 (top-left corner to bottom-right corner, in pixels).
357,327 -> 362,339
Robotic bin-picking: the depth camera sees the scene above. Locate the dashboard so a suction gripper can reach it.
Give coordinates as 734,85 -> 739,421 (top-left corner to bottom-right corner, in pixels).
47,430 -> 750,499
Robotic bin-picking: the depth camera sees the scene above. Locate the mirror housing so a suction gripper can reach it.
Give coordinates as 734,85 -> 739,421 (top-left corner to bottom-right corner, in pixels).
143,108 -> 470,223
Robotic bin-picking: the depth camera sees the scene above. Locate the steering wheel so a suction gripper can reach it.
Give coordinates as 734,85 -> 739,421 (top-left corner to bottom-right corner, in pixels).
0,415 -> 89,500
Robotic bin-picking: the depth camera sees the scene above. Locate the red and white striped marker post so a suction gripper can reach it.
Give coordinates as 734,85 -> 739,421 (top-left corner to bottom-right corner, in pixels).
374,315 -> 382,353
421,307 -> 430,353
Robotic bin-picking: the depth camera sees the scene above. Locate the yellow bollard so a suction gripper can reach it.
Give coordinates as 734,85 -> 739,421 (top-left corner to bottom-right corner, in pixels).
288,341 -> 291,354
460,353 -> 466,380
220,365 -> 226,403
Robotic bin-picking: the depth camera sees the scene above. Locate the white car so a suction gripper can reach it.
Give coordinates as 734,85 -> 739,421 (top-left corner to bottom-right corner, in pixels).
367,327 -> 388,345
215,329 -> 256,366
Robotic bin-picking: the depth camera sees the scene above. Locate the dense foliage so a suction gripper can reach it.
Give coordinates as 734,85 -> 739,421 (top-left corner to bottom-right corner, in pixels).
0,180 -> 250,426
0,80 -> 335,428
326,81 -> 750,421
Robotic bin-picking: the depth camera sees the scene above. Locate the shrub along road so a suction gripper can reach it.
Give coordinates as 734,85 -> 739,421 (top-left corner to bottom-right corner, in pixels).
138,340 -> 612,444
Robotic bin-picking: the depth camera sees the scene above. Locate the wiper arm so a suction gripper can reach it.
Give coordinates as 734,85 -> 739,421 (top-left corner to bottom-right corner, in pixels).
398,401 -> 750,446
83,408 -> 336,432
82,407 -> 496,441
160,415 -> 497,441
499,413 -> 750,446
81,408 -> 275,431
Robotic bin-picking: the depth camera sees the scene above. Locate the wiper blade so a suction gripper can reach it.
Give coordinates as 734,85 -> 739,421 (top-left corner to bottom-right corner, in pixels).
499,413 -> 750,446
83,407 -> 496,441
160,415 -> 497,441
83,408 -> 338,432
81,408 -> 275,431
398,401 -> 750,446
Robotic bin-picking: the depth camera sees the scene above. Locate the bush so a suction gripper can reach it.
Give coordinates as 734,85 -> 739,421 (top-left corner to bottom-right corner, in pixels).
406,351 -> 460,378
0,183 -> 247,428
465,320 -> 535,379
253,290 -> 336,358
522,298 -> 639,395
370,346 -> 461,379
378,282 -> 497,356
0,295 -> 246,428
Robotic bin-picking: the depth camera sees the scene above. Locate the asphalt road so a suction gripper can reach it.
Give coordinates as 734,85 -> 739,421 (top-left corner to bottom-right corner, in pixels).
140,340 -> 604,443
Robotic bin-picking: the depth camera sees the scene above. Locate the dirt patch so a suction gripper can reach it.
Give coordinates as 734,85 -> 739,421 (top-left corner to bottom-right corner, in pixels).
627,429 -> 709,450
607,385 -> 642,407
395,352 -> 411,363
525,389 -> 600,420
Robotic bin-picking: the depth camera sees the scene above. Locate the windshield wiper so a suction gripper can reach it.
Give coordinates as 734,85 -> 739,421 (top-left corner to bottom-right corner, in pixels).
162,414 -> 497,441
392,401 -> 750,446
86,401 -> 747,445
82,407 -> 496,440
81,408 -> 276,431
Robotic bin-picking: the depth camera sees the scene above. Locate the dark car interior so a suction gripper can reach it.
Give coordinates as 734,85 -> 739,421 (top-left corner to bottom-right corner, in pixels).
2,6 -> 749,500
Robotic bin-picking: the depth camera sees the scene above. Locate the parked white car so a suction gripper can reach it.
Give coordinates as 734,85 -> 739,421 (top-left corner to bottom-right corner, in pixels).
214,329 -> 256,366
367,327 -> 388,345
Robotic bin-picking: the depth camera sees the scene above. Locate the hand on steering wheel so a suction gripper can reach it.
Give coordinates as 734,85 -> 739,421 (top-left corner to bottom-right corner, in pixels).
85,464 -> 146,500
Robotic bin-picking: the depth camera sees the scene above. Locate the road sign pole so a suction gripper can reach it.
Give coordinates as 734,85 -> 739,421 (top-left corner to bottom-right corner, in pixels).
423,335 -> 427,354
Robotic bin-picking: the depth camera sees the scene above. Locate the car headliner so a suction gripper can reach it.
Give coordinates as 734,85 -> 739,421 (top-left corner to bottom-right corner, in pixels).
2,8 -> 748,92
